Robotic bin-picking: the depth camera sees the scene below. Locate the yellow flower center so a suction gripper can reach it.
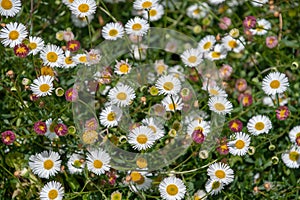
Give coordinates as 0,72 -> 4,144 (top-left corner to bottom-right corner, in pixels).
39,84 -> 50,93
243,96 -> 249,105
65,57 -> 73,65
228,40 -> 237,48
256,25 -> 264,32
119,64 -> 129,73
82,130 -> 97,144
39,125 -> 45,131
188,56 -> 197,63
43,159 -> 54,170
231,122 -> 239,130
28,42 -> 37,50
270,80 -> 280,89
255,122 -> 265,131
142,1 -> 152,9
136,134 -> 148,144
149,9 -> 157,17
15,46 -> 27,54
148,125 -> 157,133
168,103 -> 177,111
235,139 -> 245,149
279,109 -> 286,118
68,43 -> 78,50
79,56 -> 87,62
135,175 -> 145,185
156,65 -> 165,74
203,42 -> 212,50
215,170 -> 226,179
195,126 -> 204,132
211,52 -> 221,58
212,181 -> 221,189
296,132 -> 300,138
5,136 -> 11,142
9,30 -> 19,40
132,23 -> 142,31
136,157 -> 148,168
107,112 -> 116,121
111,192 -> 122,200
109,29 -> 118,37
116,92 -> 127,100
214,103 -> 225,111
209,89 -> 219,95
73,160 -> 82,168
47,52 -> 58,63
93,159 -> 103,169
1,0 -> 12,10
289,151 -> 299,161
193,8 -> 200,15
163,82 -> 174,91
78,3 -> 89,13
48,189 -> 58,200
130,171 -> 142,182
166,184 -> 179,196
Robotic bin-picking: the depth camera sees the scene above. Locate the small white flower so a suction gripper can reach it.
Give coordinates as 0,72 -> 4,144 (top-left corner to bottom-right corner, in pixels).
247,115 -> 272,135
30,75 -> 54,97
40,44 -> 64,67
159,176 -> 186,200
155,74 -> 181,96
281,146 -> 300,168
0,0 -> 22,17
102,22 -> 124,40
250,19 -> 271,35
0,22 -> 28,48
181,48 -> 203,67
128,126 -> 156,151
262,72 -> 289,96
228,132 -> 251,156
70,0 -> 97,18
208,96 -> 233,115
125,17 -> 149,36
40,181 -> 64,200
86,148 -> 111,175
207,162 -> 234,185
108,83 -> 136,107
161,95 -> 183,112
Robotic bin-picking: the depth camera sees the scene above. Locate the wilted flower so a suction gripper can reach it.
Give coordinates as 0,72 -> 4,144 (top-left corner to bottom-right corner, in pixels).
276,106 -> 290,120
54,123 -> 68,136
238,93 -> 253,107
266,36 -> 278,49
219,17 -> 231,30
219,64 -> 232,79
243,16 -> 256,29
228,119 -> 243,132
34,121 -> 47,135
192,129 -> 205,144
85,118 -> 98,131
235,78 -> 247,92
216,137 -> 229,155
65,88 -> 78,102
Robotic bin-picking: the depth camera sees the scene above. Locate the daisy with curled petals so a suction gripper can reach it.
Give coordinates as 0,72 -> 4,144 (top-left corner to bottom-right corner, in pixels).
161,95 -> 183,112
70,0 -> 97,18
289,126 -> 300,144
208,96 -> 233,115
155,74 -> 181,96
180,48 -> 203,67
281,146 -> 300,168
102,22 -> 124,40
207,162 -> 234,185
142,4 -> 164,22
198,35 -> 216,53
29,150 -> 61,179
159,176 -> 186,200
108,83 -> 136,107
250,18 -> 271,35
40,44 -> 64,67
187,119 -> 210,137
99,105 -> 122,128
125,17 -> 149,36
28,36 -> 44,55
133,0 -> 158,10
247,115 -> 272,136
86,148 -> 111,175
128,126 -> 156,151
114,59 -> 132,75
205,179 -> 224,195
0,22 -> 27,48
142,117 -> 165,140
40,181 -> 64,200
67,153 -> 84,174
205,44 -> 227,61
0,0 -> 21,18
30,75 -> 54,97
228,132 -> 251,156
262,72 -> 289,96
206,85 -> 228,98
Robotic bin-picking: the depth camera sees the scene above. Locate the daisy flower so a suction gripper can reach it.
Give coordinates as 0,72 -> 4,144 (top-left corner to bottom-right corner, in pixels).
111,191 -> 122,200
161,95 -> 183,112
29,150 -> 61,179
45,118 -> 58,140
125,17 -> 149,36
289,126 -> 300,144
142,4 -> 164,21
133,0 -> 158,10
70,0 -> 97,18
228,132 -> 251,156
14,43 -> 29,58
40,181 -> 64,200
128,126 -> 156,151
40,44 -> 64,68
30,75 -> 54,97
102,22 -> 124,40
114,59 -> 132,75
62,51 -> 77,68
262,72 -> 289,96
99,105 -> 122,128
67,153 -> 85,174
206,85 -> 228,98
1,130 -> 15,145
221,35 -> 245,53
142,117 -> 165,140
0,22 -> 28,48
208,96 -> 233,115
86,148 -> 111,175
155,74 -> 181,96
205,179 -> 224,195
194,190 -> 207,200
187,119 -> 210,137
205,44 -> 227,61
198,35 -> 216,53
71,14 -> 94,28
250,19 -> 271,35
28,36 -> 44,55
0,0 -> 21,17
207,162 -> 234,185
281,146 -> 300,168
247,115 -> 272,135
186,3 -> 210,19
132,176 -> 152,191
180,48 -> 203,67
73,53 -> 88,65
108,83 -> 136,107
154,59 -> 168,75
228,119 -> 243,132
159,176 -> 186,200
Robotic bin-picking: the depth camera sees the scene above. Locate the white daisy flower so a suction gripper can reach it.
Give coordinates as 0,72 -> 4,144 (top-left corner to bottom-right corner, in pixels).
198,35 -> 216,53
45,118 -> 58,140
28,36 -> 44,55
0,22 -> 27,48
125,17 -> 149,36
187,119 -> 210,136
161,95 -> 183,112
0,0 -> 21,18
40,44 -> 64,68
70,0 -> 97,18
207,162 -> 234,185
247,115 -> 272,136
128,126 -> 156,151
102,22 -> 124,40
154,59 -> 168,75
155,74 -> 181,96
133,0 -> 158,10
205,44 -> 227,61
99,105 -> 122,128
114,59 -> 132,75
194,189 -> 207,200
67,153 -> 84,174
86,148 -> 111,175
181,48 -> 203,67
250,19 -> 271,35
129,172 -> 153,192
208,96 -> 233,115
281,146 -> 300,168
289,126 -> 300,144
62,0 -> 74,7
108,83 -> 136,107
205,179 -> 224,195
207,0 -> 226,5
142,117 -> 165,140
168,65 -> 185,81
262,72 -> 289,96
62,51 -> 77,68
250,0 -> 268,7
71,14 -> 94,28
228,132 -> 251,156
30,75 -> 54,97
29,150 -> 61,179
221,35 -> 245,53
206,85 -> 228,98
159,176 -> 186,200
73,53 -> 88,65
186,3 -> 210,19
40,181 -> 64,200
142,4 -> 164,21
